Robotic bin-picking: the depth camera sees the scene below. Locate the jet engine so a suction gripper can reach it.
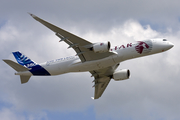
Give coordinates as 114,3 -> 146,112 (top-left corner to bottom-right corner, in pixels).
113,69 -> 130,81
92,41 -> 111,53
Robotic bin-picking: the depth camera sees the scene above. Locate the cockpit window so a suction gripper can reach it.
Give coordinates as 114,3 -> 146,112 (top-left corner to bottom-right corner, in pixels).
163,39 -> 167,41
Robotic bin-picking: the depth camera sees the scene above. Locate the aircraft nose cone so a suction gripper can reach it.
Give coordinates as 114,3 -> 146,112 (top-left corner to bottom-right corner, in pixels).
168,42 -> 174,48
165,42 -> 174,51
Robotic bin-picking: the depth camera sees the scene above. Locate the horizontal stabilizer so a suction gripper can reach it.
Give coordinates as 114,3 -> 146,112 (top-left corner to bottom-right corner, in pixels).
20,75 -> 31,84
3,59 -> 29,72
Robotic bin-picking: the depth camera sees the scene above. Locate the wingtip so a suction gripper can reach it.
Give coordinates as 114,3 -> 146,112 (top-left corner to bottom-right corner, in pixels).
2,59 -> 9,62
28,12 -> 36,18
28,12 -> 33,16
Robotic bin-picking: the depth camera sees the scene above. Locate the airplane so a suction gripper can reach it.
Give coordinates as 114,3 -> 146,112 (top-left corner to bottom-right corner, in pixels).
3,13 -> 174,99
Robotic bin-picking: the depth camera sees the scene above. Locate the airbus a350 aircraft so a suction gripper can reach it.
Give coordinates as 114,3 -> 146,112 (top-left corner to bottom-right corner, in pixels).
3,14 -> 174,99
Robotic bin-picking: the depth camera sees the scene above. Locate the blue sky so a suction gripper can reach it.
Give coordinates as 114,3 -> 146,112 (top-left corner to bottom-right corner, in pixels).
1,0 -> 180,120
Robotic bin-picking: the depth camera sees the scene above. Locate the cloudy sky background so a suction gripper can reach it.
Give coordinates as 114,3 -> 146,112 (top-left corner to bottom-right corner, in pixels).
0,0 -> 180,120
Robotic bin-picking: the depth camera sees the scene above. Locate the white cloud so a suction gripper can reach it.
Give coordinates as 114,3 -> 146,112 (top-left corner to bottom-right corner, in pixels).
0,108 -> 25,120
0,107 -> 49,120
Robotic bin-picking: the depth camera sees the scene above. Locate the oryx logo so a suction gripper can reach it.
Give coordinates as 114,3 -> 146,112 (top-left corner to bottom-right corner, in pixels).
135,40 -> 152,54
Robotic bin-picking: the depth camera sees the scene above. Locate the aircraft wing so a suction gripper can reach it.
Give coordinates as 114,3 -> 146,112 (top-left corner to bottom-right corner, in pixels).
29,13 -> 114,62
90,64 -> 119,99
92,76 -> 111,99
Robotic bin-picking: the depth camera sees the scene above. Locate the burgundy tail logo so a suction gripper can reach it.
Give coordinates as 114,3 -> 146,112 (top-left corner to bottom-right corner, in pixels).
135,41 -> 151,54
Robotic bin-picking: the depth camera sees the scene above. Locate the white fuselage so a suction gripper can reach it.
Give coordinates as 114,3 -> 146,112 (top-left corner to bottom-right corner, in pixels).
16,39 -> 174,76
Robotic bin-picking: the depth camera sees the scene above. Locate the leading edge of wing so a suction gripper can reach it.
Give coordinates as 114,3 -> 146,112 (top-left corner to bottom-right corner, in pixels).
28,13 -> 115,62
29,13 -> 93,62
28,13 -> 91,46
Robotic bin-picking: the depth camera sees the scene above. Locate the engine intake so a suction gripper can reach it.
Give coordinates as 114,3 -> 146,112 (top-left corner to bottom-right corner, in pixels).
113,69 -> 130,81
93,41 -> 111,53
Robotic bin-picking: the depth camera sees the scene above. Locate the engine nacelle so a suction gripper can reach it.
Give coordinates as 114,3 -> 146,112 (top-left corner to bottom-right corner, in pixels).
113,69 -> 130,81
93,41 -> 111,53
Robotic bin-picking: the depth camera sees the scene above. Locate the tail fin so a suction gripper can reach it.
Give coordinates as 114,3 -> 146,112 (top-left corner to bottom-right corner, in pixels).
12,51 -> 37,68
12,51 -> 50,76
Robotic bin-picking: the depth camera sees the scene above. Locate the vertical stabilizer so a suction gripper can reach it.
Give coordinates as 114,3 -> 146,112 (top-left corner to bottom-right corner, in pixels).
12,51 -> 37,68
12,51 -> 50,76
